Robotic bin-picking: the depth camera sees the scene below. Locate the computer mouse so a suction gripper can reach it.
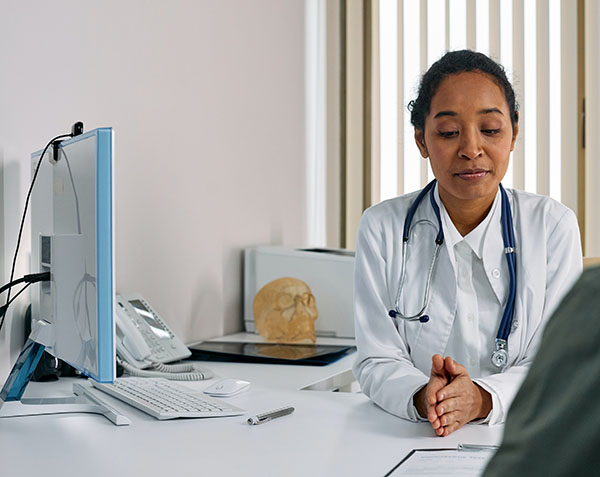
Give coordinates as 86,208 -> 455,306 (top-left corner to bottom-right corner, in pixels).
203,378 -> 251,397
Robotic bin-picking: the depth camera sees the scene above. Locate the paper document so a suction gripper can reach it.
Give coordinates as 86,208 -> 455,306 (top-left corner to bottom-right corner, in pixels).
385,447 -> 497,476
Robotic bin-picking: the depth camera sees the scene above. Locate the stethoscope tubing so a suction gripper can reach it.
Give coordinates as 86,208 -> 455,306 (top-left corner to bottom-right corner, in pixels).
395,237 -> 442,321
392,181 -> 444,323
498,185 -> 517,341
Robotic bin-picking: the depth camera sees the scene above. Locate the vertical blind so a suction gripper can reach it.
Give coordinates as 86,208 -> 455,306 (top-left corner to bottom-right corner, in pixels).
375,0 -> 579,216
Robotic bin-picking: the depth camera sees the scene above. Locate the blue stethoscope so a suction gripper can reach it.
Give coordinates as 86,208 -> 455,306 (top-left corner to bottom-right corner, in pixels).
388,179 -> 517,370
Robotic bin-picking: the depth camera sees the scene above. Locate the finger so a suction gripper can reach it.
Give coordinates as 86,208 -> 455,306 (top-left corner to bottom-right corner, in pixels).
444,355 -> 454,373
436,375 -> 472,402
435,397 -> 461,417
440,419 -> 464,437
431,354 -> 445,375
445,356 -> 467,377
428,406 -> 441,427
430,416 -> 442,431
427,376 -> 447,405
436,381 -> 461,402
432,354 -> 444,368
428,386 -> 438,406
425,372 -> 449,406
438,410 -> 461,428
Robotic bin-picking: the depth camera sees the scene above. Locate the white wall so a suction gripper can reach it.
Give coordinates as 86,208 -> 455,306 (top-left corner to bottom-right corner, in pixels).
0,0 -> 309,373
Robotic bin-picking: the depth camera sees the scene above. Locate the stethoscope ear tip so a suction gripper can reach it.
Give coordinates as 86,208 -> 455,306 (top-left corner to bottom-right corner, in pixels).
419,315 -> 430,323
388,310 -> 399,319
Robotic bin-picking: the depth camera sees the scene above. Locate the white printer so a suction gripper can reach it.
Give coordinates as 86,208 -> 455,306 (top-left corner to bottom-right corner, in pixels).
244,246 -> 355,338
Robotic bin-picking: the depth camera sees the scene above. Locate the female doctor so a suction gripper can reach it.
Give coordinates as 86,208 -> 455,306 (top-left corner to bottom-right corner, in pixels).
353,50 -> 582,437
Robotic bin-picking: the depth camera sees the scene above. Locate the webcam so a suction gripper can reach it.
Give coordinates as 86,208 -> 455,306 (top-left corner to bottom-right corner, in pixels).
71,121 -> 84,137
51,121 -> 85,163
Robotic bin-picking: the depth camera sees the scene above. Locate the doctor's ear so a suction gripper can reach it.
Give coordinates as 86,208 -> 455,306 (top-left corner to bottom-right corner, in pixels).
414,129 -> 429,158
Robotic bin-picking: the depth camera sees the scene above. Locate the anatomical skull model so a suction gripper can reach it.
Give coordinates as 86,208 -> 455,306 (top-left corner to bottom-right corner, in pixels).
253,277 -> 318,343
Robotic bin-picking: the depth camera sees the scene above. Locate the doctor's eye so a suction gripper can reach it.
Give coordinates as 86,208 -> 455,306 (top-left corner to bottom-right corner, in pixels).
438,130 -> 458,138
481,129 -> 500,135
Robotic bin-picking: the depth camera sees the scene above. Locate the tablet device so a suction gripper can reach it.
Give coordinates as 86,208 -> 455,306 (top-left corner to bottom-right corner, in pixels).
189,341 -> 355,366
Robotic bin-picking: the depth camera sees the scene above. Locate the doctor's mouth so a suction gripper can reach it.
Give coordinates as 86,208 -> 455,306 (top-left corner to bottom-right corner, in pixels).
455,168 -> 490,181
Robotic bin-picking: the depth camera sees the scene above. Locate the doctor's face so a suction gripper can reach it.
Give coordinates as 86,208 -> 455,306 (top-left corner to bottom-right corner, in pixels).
414,71 -> 518,206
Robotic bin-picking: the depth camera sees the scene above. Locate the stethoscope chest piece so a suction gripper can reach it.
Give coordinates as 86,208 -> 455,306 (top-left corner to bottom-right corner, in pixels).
491,339 -> 509,369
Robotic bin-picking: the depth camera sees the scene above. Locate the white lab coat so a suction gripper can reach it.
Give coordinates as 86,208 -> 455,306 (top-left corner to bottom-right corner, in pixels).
352,186 -> 582,425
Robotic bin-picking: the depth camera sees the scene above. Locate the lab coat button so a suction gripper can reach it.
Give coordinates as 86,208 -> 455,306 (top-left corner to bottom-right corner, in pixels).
492,268 -> 501,279
467,313 -> 474,322
512,320 -> 519,331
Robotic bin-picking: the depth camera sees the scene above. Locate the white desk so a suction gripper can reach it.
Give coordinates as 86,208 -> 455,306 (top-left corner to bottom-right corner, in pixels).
0,356 -> 503,477
190,351 -> 357,392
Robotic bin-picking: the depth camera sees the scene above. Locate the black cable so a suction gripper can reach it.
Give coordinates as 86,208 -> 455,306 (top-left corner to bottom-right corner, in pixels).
0,281 -> 35,324
0,272 -> 51,296
1,132 -> 72,332
0,276 -> 27,296
6,282 -> 33,307
0,273 -> 50,325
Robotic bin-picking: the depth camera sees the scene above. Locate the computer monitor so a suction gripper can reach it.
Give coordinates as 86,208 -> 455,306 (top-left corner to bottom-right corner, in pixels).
0,128 -> 118,419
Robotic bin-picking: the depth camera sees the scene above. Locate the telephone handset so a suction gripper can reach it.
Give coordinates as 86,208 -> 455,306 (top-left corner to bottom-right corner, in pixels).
115,293 -> 191,367
115,293 -> 211,381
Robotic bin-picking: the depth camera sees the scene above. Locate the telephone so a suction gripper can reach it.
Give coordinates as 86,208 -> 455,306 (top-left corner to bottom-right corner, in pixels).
115,293 -> 211,380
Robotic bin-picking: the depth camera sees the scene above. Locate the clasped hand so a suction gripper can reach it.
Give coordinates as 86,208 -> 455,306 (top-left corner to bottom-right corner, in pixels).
414,354 -> 492,437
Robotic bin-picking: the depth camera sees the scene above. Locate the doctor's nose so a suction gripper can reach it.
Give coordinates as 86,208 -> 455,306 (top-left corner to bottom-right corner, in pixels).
458,129 -> 483,160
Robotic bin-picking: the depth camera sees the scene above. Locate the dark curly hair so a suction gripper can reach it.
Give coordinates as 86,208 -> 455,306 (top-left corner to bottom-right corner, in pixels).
408,50 -> 519,131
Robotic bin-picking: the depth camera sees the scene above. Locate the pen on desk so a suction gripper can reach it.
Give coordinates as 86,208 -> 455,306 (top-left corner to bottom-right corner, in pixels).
247,406 -> 295,425
457,444 -> 500,451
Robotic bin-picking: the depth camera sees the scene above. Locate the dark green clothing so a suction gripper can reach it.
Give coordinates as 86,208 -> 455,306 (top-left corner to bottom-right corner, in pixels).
484,266 -> 600,476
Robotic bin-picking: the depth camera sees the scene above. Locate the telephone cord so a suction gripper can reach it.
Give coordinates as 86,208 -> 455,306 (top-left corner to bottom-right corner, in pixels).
116,356 -> 213,381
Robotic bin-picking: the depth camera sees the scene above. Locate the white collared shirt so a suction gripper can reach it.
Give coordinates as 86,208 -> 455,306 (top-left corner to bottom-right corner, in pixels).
352,184 -> 582,425
438,189 -> 505,421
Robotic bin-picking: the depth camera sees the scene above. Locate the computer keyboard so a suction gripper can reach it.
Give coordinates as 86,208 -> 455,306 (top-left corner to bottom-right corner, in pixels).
91,377 -> 246,420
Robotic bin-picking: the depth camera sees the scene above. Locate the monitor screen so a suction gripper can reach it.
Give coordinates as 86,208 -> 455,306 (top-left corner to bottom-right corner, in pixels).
29,128 -> 115,382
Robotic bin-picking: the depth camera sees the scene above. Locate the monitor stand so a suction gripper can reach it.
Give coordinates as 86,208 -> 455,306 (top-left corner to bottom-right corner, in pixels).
0,320 -> 129,426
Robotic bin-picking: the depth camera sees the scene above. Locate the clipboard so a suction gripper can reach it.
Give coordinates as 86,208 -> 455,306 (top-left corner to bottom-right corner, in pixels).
383,445 -> 498,476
